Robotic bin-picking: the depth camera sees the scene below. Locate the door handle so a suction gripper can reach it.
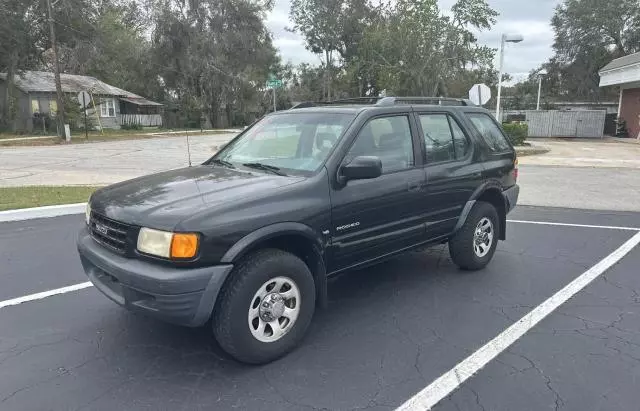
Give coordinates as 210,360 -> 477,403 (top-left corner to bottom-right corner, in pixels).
407,182 -> 423,192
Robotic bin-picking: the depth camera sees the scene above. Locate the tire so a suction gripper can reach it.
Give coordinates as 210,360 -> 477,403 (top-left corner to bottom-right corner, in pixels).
448,201 -> 499,271
212,249 -> 316,364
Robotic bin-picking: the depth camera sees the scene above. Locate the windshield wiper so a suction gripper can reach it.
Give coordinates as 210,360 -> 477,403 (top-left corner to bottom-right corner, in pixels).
210,159 -> 235,168
242,162 -> 287,176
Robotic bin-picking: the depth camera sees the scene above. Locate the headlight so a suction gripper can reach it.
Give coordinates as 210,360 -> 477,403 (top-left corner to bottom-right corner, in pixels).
85,202 -> 91,225
137,228 -> 199,259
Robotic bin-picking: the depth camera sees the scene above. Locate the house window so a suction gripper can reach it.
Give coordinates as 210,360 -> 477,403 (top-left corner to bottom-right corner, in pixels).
100,98 -> 116,117
49,99 -> 58,116
31,98 -> 40,115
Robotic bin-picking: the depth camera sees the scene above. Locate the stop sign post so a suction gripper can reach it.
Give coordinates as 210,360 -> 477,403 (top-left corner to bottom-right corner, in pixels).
469,84 -> 491,106
77,91 -> 91,140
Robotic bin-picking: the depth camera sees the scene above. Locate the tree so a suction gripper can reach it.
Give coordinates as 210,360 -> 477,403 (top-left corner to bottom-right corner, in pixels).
289,0 -> 343,100
354,0 -> 498,97
546,0 -> 640,101
0,0 -> 44,130
152,0 -> 279,127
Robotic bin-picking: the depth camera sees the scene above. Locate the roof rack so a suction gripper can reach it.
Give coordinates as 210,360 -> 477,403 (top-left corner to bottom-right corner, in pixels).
290,96 -> 474,109
377,97 -> 473,106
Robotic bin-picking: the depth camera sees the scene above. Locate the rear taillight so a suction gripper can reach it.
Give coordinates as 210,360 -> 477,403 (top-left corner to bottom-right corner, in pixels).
512,157 -> 519,182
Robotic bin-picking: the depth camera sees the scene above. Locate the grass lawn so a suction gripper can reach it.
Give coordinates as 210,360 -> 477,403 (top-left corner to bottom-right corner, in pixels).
0,186 -> 98,211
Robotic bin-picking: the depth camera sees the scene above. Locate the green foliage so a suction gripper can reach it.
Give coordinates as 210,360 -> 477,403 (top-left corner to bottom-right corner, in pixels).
152,0 -> 278,127
502,123 -> 528,146
120,122 -> 143,131
512,0 -> 640,103
352,0 -> 498,97
60,95 -> 96,132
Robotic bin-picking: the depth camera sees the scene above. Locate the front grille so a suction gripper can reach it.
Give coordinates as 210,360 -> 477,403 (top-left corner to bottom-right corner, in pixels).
89,212 -> 133,254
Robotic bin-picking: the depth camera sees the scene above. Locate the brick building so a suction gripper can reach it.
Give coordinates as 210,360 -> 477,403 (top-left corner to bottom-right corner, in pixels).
599,52 -> 640,139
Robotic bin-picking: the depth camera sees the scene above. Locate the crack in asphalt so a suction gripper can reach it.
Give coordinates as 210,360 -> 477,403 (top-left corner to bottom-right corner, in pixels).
509,351 -> 565,411
467,385 -> 487,411
0,337 -> 72,366
261,369 -> 328,411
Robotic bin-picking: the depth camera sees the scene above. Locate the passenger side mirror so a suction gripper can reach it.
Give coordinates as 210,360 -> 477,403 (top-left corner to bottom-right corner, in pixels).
339,156 -> 382,183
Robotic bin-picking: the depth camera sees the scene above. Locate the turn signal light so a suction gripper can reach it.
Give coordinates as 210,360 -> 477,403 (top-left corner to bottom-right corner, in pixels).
513,157 -> 519,182
170,233 -> 199,259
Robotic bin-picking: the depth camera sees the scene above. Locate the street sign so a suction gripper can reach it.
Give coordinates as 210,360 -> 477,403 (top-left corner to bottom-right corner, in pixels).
469,83 -> 491,106
266,79 -> 283,89
77,91 -> 91,108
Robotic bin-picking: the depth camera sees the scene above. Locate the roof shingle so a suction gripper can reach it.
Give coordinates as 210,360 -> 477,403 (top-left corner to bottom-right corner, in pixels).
600,52 -> 640,73
0,71 -> 141,98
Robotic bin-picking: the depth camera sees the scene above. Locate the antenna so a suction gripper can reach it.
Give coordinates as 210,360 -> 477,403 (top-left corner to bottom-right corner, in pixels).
185,129 -> 192,167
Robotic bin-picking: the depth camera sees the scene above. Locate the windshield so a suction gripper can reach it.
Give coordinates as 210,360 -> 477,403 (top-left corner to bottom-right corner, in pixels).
210,112 -> 354,175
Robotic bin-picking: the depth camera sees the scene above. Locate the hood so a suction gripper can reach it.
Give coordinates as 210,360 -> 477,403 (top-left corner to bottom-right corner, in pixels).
90,165 -> 304,230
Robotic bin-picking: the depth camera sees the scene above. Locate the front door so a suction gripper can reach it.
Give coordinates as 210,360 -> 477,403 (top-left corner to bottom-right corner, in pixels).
328,114 -> 426,273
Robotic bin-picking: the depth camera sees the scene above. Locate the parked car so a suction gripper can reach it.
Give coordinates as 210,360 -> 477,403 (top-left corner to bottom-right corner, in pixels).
77,97 -> 519,364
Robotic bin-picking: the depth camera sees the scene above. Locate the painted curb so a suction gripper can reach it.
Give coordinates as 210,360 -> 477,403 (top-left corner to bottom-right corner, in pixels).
0,203 -> 86,223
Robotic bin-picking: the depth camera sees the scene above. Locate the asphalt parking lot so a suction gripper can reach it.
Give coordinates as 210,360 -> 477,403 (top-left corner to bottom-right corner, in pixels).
1,206 -> 639,411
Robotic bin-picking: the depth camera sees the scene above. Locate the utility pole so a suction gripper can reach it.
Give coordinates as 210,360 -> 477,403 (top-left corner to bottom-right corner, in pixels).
46,0 -> 65,138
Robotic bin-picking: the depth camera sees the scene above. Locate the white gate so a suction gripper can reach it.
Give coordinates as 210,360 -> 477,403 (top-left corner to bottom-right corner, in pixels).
525,110 -> 606,138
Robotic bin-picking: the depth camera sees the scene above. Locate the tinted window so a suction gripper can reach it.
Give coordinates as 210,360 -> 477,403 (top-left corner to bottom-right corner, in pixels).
450,118 -> 469,158
420,114 -> 469,162
467,113 -> 511,152
346,115 -> 414,173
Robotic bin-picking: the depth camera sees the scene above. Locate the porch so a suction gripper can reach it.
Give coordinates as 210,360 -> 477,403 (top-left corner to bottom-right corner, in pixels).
118,97 -> 163,127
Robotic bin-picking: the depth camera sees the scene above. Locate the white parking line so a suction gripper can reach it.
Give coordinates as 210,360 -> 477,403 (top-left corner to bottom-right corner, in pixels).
396,231 -> 640,411
508,219 -> 640,231
0,282 -> 93,310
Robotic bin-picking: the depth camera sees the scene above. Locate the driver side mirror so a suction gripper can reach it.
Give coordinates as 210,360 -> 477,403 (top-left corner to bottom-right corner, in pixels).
339,156 -> 382,184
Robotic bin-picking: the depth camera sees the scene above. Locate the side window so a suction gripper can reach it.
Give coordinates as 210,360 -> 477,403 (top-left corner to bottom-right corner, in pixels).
466,113 -> 511,152
31,98 -> 40,115
420,114 -> 469,163
449,118 -> 469,158
346,115 -> 414,174
49,99 -> 58,116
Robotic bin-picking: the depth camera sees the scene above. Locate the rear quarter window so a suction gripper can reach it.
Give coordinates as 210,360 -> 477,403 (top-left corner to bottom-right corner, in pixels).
466,113 -> 512,152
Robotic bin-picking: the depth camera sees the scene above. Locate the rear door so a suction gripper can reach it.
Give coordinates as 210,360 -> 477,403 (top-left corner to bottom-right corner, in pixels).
328,113 -> 426,272
415,111 -> 484,239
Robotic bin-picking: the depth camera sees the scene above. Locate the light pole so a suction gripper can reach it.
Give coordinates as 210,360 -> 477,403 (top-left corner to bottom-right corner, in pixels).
536,69 -> 548,110
496,33 -> 524,121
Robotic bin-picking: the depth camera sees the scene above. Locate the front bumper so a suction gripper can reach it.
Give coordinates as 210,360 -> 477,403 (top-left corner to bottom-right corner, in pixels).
503,184 -> 520,214
77,227 -> 233,327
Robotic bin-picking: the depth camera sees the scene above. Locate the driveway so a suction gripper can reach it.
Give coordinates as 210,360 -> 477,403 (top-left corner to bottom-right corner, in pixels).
0,132 -> 236,187
521,138 -> 640,168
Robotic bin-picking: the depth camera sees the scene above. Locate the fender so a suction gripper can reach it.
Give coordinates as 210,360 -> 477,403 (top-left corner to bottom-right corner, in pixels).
220,222 -> 328,308
453,182 -> 507,239
221,222 -> 324,263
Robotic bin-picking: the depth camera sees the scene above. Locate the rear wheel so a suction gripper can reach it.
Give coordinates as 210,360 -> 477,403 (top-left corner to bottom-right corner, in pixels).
449,201 -> 499,271
212,249 -> 315,364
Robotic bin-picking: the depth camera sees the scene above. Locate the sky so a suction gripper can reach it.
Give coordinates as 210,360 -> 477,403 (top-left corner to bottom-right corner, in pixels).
265,0 -> 562,84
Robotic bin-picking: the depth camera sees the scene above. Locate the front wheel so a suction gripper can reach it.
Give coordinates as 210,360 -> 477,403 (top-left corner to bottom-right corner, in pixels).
212,249 -> 315,364
448,201 -> 499,271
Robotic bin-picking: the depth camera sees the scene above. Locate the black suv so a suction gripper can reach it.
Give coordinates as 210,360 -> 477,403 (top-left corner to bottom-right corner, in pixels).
77,97 -> 519,364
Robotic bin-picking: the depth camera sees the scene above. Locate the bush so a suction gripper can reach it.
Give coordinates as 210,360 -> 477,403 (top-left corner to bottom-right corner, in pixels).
121,122 -> 143,130
502,122 -> 528,146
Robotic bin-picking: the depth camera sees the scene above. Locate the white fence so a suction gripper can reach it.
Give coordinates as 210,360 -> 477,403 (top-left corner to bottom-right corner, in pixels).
119,114 -> 163,127
525,110 -> 606,138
